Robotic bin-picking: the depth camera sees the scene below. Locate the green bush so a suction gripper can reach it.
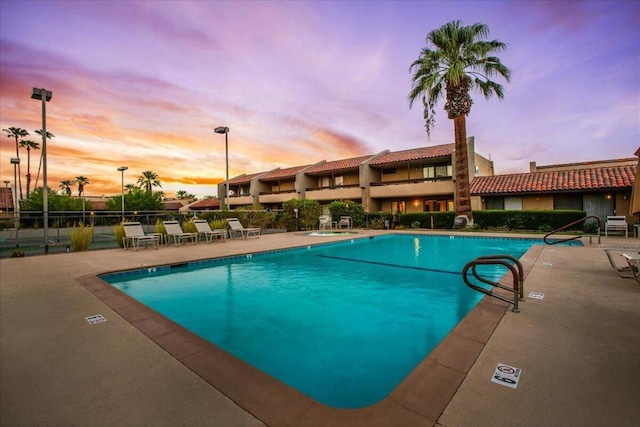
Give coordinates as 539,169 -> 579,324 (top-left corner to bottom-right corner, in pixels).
282,199 -> 323,231
70,222 -> 94,252
328,201 -> 365,227
472,210 -> 586,231
114,223 -> 125,248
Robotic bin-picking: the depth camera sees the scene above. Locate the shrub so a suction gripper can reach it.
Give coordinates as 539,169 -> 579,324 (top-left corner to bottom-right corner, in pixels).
210,219 -> 227,229
328,201 -> 365,227
368,217 -> 386,229
114,223 -> 125,248
70,222 -> 94,252
11,249 -> 25,258
182,220 -> 197,233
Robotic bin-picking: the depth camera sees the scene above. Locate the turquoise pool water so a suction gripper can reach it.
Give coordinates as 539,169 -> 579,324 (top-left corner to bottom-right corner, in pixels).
102,234 -> 569,408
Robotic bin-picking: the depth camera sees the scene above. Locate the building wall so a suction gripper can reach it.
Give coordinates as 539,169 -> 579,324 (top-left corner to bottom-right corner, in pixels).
523,195 -> 554,210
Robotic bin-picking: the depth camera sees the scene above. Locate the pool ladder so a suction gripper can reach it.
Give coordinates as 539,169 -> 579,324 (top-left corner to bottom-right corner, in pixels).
462,255 -> 524,313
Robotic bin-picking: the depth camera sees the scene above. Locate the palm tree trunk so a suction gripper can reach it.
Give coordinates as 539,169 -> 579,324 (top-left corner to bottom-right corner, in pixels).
453,114 -> 473,224
14,136 -> 23,200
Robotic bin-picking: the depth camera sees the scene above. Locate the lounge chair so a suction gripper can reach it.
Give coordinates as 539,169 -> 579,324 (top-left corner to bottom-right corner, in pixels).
319,215 -> 333,230
226,218 -> 260,239
122,222 -> 160,251
193,219 -> 226,243
605,216 -> 628,237
338,216 -> 352,230
621,253 -> 640,283
602,245 -> 640,278
163,220 -> 198,246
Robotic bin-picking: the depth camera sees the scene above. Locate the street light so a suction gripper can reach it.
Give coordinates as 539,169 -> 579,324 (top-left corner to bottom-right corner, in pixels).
10,158 -> 20,244
117,166 -> 128,221
214,126 -> 230,210
31,87 -> 52,253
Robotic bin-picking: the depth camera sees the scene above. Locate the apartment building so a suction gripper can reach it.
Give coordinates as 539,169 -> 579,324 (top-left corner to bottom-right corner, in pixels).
219,137 -> 494,213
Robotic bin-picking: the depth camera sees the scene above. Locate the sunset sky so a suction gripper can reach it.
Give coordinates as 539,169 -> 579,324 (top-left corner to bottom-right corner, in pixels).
1,0 -> 638,200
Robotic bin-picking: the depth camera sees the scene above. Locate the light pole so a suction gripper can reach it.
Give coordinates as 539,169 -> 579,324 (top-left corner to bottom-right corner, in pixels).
31,87 -> 52,253
117,166 -> 128,221
214,126 -> 230,210
10,158 -> 20,244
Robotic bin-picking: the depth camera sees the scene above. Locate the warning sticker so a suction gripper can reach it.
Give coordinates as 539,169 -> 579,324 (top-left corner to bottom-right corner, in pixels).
529,292 -> 544,299
86,314 -> 106,325
491,363 -> 522,389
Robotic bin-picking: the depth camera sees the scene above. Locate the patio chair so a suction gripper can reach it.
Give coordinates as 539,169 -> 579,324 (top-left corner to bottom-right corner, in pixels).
338,216 -> 352,230
319,215 -> 333,230
163,220 -> 198,246
621,253 -> 640,283
193,219 -> 226,243
226,218 -> 260,239
601,245 -> 640,278
122,222 -> 160,251
605,216 -> 628,237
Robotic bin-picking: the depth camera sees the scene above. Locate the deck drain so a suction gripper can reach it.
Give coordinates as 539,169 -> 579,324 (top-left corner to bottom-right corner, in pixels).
86,314 -> 106,325
529,291 -> 544,299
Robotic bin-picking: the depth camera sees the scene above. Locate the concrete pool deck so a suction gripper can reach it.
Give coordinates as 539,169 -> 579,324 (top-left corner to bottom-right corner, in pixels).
1,230 -> 639,426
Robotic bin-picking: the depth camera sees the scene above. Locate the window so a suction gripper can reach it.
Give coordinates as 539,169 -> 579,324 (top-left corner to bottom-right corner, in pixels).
320,176 -> 330,188
334,176 -> 344,186
504,197 -> 523,211
554,194 -> 583,210
485,197 -> 505,210
382,168 -> 397,175
423,164 -> 452,179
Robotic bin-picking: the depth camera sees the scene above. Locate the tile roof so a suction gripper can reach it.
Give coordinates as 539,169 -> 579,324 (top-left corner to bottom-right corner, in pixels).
189,198 -> 220,210
162,201 -> 184,210
369,143 -> 454,166
470,165 -> 636,195
304,155 -> 374,174
0,187 -> 14,210
228,172 -> 266,185
259,165 -> 311,181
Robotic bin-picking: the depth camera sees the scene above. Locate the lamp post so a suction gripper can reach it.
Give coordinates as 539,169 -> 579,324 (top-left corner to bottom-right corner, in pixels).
214,126 -> 230,210
117,166 -> 128,221
31,87 -> 52,253
10,158 -> 20,241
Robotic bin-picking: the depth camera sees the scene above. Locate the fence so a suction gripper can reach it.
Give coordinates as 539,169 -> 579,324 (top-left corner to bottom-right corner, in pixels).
0,211 -> 188,258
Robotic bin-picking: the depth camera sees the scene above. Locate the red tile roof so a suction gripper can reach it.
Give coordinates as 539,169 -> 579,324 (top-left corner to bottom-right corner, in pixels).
228,172 -> 266,185
162,201 -> 184,210
0,187 -> 14,210
259,165 -> 311,181
305,155 -> 374,174
471,165 -> 636,195
369,143 -> 454,166
189,198 -> 220,210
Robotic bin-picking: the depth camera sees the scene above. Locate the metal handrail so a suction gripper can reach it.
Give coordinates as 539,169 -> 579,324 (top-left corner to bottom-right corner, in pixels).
462,255 -> 524,312
543,215 -> 601,245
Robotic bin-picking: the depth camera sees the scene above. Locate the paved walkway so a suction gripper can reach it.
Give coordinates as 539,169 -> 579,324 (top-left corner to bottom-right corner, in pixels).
1,231 -> 638,426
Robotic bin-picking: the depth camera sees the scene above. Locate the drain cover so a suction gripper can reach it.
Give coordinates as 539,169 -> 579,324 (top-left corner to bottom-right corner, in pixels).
86,314 -> 106,325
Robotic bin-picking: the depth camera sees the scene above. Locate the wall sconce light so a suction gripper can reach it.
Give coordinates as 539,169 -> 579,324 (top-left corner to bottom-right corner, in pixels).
623,195 -> 629,200
606,194 -> 612,200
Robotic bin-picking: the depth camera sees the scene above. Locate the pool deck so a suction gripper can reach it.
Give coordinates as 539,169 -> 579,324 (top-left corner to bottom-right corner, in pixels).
1,230 -> 639,426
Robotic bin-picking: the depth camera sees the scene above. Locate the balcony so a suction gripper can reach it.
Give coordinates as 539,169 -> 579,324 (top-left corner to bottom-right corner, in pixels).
369,178 -> 454,198
305,184 -> 362,201
228,195 -> 253,206
258,189 -> 298,204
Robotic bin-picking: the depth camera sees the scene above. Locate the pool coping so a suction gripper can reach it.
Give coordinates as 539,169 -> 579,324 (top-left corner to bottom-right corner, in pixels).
77,239 -> 543,426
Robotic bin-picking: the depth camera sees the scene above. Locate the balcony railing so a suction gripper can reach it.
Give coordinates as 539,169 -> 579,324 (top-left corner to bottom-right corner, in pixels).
370,176 -> 452,186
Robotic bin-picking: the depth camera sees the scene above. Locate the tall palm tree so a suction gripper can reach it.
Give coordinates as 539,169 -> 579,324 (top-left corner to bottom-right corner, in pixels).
76,176 -> 89,196
125,183 -> 136,193
59,180 -> 75,196
3,127 -> 30,199
137,171 -> 162,193
19,139 -> 40,197
409,20 -> 511,225
33,129 -> 55,189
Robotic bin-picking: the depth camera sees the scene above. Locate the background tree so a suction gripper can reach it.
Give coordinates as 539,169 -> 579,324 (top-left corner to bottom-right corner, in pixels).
137,170 -> 161,193
409,20 -> 510,226
33,129 -> 55,189
22,187 -> 92,211
3,127 -> 29,199
105,188 -> 164,211
76,176 -> 89,196
176,190 -> 196,200
19,139 -> 40,197
59,180 -> 75,196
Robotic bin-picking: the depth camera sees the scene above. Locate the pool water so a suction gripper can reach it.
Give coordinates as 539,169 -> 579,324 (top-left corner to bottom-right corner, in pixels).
103,234 -> 556,408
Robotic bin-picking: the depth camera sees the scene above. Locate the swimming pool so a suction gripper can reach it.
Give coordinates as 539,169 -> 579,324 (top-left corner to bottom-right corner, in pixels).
102,234 -> 559,408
